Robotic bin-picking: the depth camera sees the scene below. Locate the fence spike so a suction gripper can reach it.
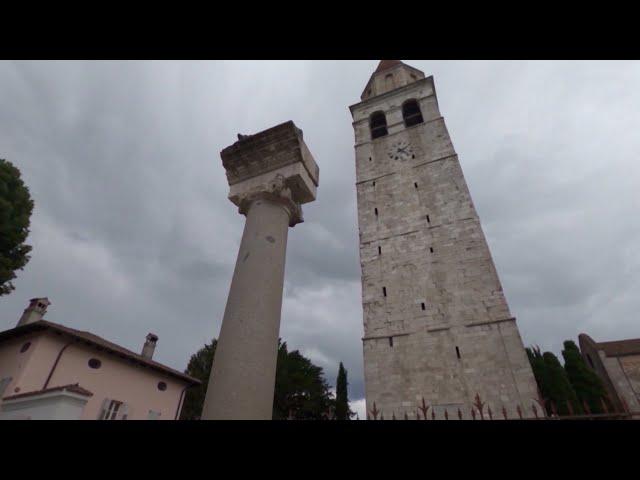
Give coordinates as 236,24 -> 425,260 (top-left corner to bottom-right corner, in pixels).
380,412 -> 384,421
517,404 -> 523,419
582,399 -> 591,415
371,401 -> 379,420
416,410 -> 420,420
471,408 -> 476,420
419,397 -> 430,420
487,406 -> 493,420
457,408 -> 463,420
404,412 -> 409,420
473,393 -> 485,420
621,397 -> 630,414
444,409 -> 449,420
392,412 -> 396,420
431,410 -> 435,421
600,397 -> 609,414
502,406 -> 508,420
532,403 -> 538,419
550,400 -> 558,417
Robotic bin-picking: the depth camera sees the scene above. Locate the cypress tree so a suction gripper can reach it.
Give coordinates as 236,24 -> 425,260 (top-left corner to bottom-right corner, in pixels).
542,351 -> 582,415
334,362 -> 354,420
562,340 -> 607,413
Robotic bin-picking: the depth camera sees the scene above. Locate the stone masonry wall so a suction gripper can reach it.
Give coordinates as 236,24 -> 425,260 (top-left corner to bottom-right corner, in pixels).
351,73 -> 539,419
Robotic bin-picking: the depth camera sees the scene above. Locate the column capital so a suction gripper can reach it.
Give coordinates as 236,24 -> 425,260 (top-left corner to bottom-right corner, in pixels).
237,174 -> 303,227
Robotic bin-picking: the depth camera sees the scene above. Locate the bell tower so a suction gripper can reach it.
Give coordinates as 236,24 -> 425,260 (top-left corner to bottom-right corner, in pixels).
349,61 -> 539,419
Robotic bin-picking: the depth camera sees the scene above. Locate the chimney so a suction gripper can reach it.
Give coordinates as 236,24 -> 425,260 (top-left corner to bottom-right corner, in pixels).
141,333 -> 158,359
17,298 -> 51,327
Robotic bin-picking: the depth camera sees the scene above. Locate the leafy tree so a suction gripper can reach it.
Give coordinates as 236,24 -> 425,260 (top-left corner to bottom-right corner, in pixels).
180,338 -> 217,419
562,340 -> 608,413
334,361 -> 354,420
0,159 -> 34,296
273,340 -> 335,420
526,346 -> 549,401
181,338 -> 335,420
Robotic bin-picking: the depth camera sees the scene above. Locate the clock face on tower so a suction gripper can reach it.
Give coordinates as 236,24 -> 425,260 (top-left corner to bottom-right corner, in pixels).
387,140 -> 414,161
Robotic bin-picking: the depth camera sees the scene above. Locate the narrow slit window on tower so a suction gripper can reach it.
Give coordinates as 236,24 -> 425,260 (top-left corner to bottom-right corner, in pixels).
430,247 -> 434,253
426,214 -> 430,223
373,181 -> 376,186
369,111 -> 388,139
389,336 -> 394,347
414,182 -> 418,189
378,246 -> 382,255
402,99 -> 424,127
374,208 -> 379,217
421,302 -> 426,311
383,286 -> 387,297
455,346 -> 461,359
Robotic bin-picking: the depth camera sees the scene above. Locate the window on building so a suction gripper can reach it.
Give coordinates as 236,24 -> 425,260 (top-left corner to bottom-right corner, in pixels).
370,111 -> 388,139
88,358 -> 102,369
383,286 -> 387,297
100,399 -> 124,420
430,247 -> 434,253
421,303 -> 426,311
426,214 -> 431,223
378,246 -> 381,255
374,208 -> 379,217
455,346 -> 461,359
148,410 -> 162,420
402,99 -> 424,127
389,337 -> 394,347
0,377 -> 12,398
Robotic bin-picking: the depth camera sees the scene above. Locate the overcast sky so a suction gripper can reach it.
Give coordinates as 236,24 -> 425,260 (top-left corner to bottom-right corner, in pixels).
1,60 -> 639,419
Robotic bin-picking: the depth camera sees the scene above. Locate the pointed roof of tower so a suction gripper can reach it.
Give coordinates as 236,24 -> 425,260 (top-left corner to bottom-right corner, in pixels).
374,60 -> 404,73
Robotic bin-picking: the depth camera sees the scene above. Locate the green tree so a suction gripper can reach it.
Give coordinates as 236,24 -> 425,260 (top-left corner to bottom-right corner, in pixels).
562,340 -> 608,413
0,159 -> 34,296
273,340 -> 335,420
180,338 -> 217,419
526,346 -> 549,401
181,338 -> 335,420
334,361 -> 354,420
542,351 -> 582,415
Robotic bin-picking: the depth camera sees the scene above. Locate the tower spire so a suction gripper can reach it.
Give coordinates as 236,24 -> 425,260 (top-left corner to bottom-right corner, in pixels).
374,60 -> 404,73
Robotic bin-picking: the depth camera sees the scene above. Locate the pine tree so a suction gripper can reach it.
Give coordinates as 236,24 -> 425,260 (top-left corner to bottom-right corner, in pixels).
334,362 -> 354,420
562,340 -> 608,413
0,159 -> 34,296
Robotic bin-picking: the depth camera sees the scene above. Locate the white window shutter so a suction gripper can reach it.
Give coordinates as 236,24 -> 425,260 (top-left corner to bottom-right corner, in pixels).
119,403 -> 129,420
99,398 -> 111,419
0,377 -> 12,398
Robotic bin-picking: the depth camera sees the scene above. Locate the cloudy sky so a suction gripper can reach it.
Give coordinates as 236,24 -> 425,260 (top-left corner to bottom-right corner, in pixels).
1,60 -> 639,419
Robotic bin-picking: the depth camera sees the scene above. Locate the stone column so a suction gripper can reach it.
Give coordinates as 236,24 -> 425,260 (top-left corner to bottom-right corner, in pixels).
201,121 -> 319,420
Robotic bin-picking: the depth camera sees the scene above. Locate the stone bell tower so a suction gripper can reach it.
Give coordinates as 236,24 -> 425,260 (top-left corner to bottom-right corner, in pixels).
349,61 -> 539,419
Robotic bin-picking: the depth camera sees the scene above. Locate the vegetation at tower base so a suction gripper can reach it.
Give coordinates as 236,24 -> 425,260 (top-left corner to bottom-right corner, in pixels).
527,345 -> 582,416
273,340 -> 334,420
181,337 -> 335,420
181,338 -> 218,420
562,340 -> 608,413
0,159 -> 34,297
334,362 -> 355,420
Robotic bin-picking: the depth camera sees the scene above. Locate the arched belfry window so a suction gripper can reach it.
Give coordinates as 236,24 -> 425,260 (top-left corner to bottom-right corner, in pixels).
402,99 -> 424,127
370,111 -> 388,139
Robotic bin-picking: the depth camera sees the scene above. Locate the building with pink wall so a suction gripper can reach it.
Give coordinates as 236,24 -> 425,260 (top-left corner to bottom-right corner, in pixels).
0,298 -> 200,420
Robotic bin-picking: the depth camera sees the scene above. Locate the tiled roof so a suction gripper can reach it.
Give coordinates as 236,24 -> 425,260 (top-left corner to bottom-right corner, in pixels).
4,383 -> 93,401
0,320 -> 201,385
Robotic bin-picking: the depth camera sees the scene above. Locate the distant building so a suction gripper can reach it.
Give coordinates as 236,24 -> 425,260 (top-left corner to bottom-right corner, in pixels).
0,298 -> 200,420
579,333 -> 640,413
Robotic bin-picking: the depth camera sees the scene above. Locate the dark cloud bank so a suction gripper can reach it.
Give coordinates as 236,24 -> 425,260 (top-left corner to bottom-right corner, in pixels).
1,61 -> 639,417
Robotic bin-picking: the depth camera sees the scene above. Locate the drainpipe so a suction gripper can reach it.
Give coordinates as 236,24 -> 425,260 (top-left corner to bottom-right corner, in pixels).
174,384 -> 190,420
43,340 -> 74,389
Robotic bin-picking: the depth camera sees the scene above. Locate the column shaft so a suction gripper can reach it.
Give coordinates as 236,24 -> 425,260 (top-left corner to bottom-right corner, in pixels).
201,197 -> 291,419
